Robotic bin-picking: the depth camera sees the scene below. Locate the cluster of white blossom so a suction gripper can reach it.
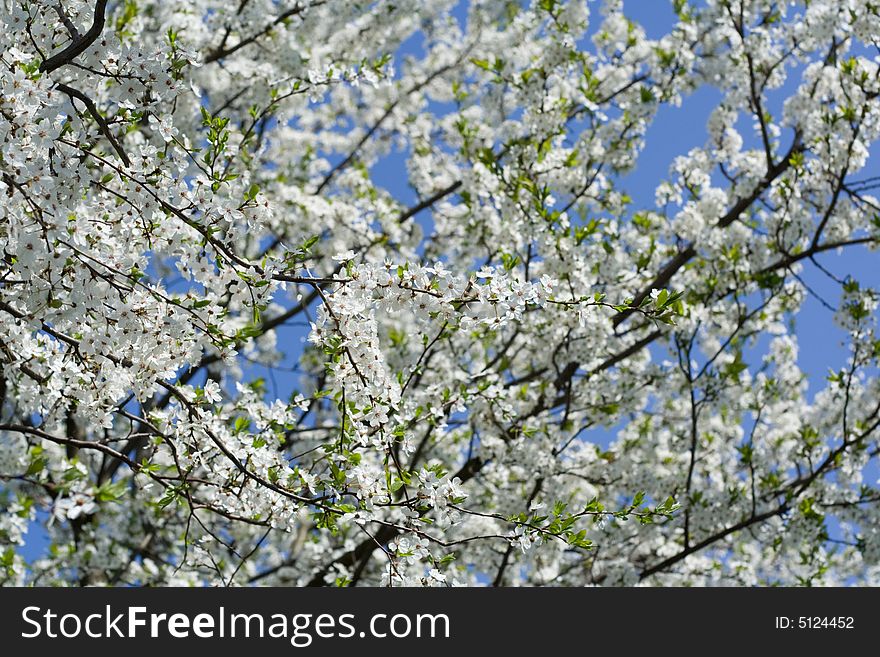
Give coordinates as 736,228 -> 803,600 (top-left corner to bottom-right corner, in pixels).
1,0 -> 879,587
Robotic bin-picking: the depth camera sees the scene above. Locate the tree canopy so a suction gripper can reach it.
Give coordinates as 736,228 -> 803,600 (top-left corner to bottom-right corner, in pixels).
2,0 -> 880,586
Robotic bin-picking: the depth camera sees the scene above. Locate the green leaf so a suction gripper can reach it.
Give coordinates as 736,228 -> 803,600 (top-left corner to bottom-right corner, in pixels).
234,416 -> 250,434
95,480 -> 127,503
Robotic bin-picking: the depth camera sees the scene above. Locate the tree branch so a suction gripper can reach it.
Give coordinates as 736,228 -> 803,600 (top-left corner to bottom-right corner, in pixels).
39,0 -> 109,74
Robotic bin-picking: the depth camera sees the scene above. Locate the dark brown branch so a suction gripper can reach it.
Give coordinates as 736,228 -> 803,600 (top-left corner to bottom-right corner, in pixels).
398,181 -> 462,223
56,83 -> 131,167
204,2 -> 325,64
39,0 -> 108,74
639,504 -> 787,580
